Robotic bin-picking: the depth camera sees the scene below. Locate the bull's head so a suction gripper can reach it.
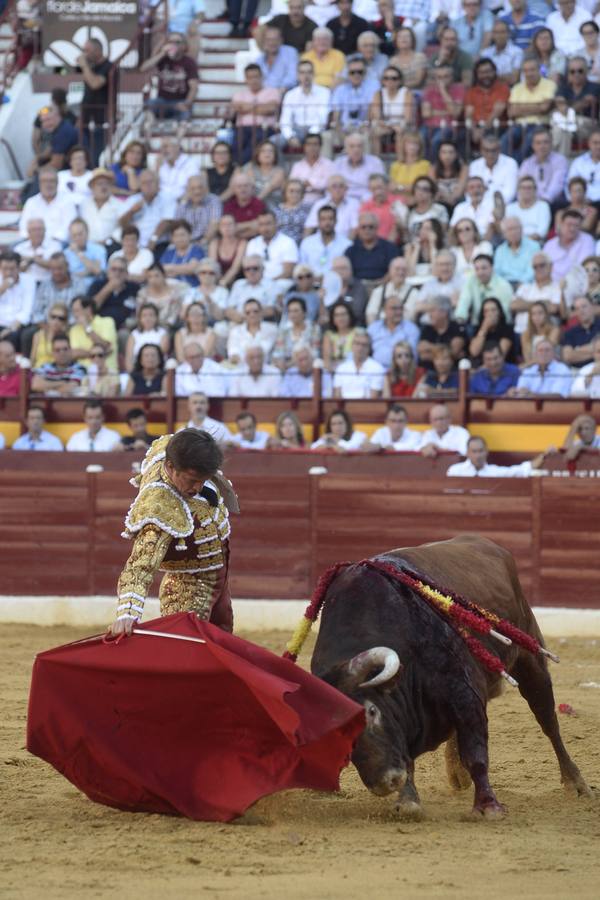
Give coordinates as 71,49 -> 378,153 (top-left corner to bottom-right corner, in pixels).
328,646 -> 410,797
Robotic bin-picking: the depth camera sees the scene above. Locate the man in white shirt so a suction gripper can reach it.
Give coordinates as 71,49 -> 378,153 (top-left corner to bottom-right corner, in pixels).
280,59 -> 331,146
547,0 -> 590,56
184,392 -> 233,443
156,137 -> 200,201
79,169 -> 123,247
505,176 -> 551,243
368,404 -> 422,452
0,251 -> 36,346
571,334 -> 600,398
227,256 -> 280,322
246,210 -> 299,282
333,329 -> 385,399
447,435 -> 543,476
299,205 -> 352,277
450,176 -> 495,238
175,342 -> 228,397
230,410 -> 270,449
12,406 -> 64,451
227,299 -> 278,366
420,403 -> 470,457
304,175 -> 361,240
509,337 -> 572,397
468,133 -> 518,204
19,166 -> 78,244
567,128 -> 600,204
66,400 -> 121,452
229,345 -> 282,397
14,219 -> 61,284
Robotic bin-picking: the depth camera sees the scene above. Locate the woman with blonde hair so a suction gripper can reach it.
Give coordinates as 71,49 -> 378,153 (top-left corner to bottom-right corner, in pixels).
30,303 -> 69,368
269,411 -> 306,449
521,301 -> 560,366
174,302 -> 217,362
450,218 -> 493,280
383,340 -> 425,398
389,131 -> 430,197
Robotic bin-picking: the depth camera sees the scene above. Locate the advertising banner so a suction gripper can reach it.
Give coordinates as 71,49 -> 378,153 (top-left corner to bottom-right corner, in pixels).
41,1 -> 139,66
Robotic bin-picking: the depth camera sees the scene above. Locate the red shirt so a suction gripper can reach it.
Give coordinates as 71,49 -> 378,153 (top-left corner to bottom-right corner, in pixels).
464,82 -> 510,124
359,195 -> 405,241
0,366 -> 23,397
390,367 -> 426,397
157,55 -> 198,101
223,196 -> 266,224
422,84 -> 465,127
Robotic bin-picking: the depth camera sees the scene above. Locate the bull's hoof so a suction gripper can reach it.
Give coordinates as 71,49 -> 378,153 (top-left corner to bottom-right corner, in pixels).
564,777 -> 594,799
395,798 -> 424,820
470,800 -> 507,821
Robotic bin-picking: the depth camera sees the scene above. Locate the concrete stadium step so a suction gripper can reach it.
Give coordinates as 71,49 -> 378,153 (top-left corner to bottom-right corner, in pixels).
198,51 -> 237,67
200,21 -> 233,37
201,67 -> 241,83
197,82 -> 239,100
200,36 -> 249,51
204,0 -> 227,15
191,102 -> 230,117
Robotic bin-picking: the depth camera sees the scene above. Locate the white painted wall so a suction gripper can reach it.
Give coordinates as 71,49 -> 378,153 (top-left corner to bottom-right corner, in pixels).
0,73 -> 51,182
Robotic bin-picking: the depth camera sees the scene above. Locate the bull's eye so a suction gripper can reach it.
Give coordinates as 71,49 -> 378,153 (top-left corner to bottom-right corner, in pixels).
364,701 -> 381,727
367,704 -> 378,718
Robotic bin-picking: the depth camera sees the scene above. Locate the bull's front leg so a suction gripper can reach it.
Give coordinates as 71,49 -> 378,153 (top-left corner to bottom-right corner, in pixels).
394,760 -> 423,819
453,699 -> 506,819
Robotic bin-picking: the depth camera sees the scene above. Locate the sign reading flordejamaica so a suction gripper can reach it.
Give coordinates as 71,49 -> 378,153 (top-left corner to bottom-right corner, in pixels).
42,0 -> 139,66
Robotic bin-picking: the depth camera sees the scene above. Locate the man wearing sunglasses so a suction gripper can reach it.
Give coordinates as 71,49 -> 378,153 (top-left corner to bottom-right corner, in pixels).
555,66 -> 600,160
330,54 -> 378,140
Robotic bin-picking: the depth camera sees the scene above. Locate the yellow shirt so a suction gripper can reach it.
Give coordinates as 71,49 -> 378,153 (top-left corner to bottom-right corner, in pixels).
31,329 -> 55,368
301,48 -> 346,89
509,77 -> 556,124
69,315 -> 118,371
389,159 -> 430,191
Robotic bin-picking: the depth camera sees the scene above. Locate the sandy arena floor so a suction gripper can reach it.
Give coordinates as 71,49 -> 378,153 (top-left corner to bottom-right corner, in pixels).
1,624 -> 599,900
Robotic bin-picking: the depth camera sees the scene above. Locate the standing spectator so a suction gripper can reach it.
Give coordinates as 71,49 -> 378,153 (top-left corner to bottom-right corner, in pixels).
280,61 -> 331,148
231,411 -> 270,449
19,167 -> 78,244
246,210 -> 299,283
119,169 -> 175,251
567,129 -> 600,206
281,344 -> 316,397
571,336 -> 600,397
88,256 -> 139,330
547,0 -> 590,57
561,295 -> 600,368
79,168 -> 122,248
367,293 -> 419,368
512,253 -> 561,333
174,342 -> 227,396
481,19 -> 523,86
511,336 -> 572,397
160,220 -> 205,287
31,333 -> 86,395
368,403 -> 422,451
174,174 -> 222,245
226,256 -> 278,322
66,400 -> 121,451
223,172 -> 267,239
300,206 -> 353,277
64,219 -> 106,288
301,27 -> 346,90
520,301 -> 561,367
417,294 -> 465,366
230,64 -> 280,165
77,38 -> 113,165
333,329 -> 385,398
383,340 -> 426,398
455,254 -> 513,325
430,27 -> 473,87
155,137 -> 199,202
14,219 -> 61,285
518,127 -> 568,206
257,26 -> 299,91
185,391 -> 232,443
469,341 -> 520,396
227,299 -> 278,365
468,297 -> 516,364
420,403 -> 470,456
553,58 -> 600,156
229,345 -> 282,397
124,344 -> 165,396
110,140 -> 146,196
334,132 -> 385,203
208,214 -> 247,287
421,65 -> 465,161
289,133 -> 336,204
266,0 -> 317,51
450,177 -> 495,242
503,58 -> 556,162
464,59 -> 510,154
0,339 -> 25,397
29,253 -> 87,331
114,408 -> 156,452
543,209 -> 595,281
141,33 -> 199,123
0,252 -> 36,348
304,177 -> 359,241
322,299 -> 357,372
310,409 -> 367,452
12,406 -> 64,451
468,133 -> 518,204
493,217 -> 539,286
499,0 -> 545,52
345,212 -> 399,285
329,0 -> 368,55
452,0 -> 493,60
505,176 -> 551,242
69,295 -> 118,370
329,53 -> 379,141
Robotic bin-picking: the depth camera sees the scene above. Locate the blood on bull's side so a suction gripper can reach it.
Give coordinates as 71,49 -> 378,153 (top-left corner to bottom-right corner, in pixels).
308,535 -> 591,818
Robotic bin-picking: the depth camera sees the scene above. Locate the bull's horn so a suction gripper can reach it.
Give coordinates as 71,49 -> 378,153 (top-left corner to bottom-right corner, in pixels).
347,647 -> 401,688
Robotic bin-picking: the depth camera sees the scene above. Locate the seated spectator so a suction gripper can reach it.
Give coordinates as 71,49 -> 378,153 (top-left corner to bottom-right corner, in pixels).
571,335 -> 600,398
577,20 -> 600,82
269,410 -> 306,449
31,333 -> 85,395
331,256 -> 368,324
322,299 -> 357,372
311,409 -> 367,451
543,209 -> 595,281
57,145 -> 92,209
527,26 -> 566,84
562,413 -> 600,462
367,403 -> 422,452
469,341 -> 520,396
449,217 -> 493,282
174,174 -> 222,245
415,344 -> 459,397
206,141 -> 236,201
64,218 -> 106,288
230,64 -> 280,165
89,256 -> 139,331
160,220 -> 205,287
333,329 -> 385,398
289,133 -> 336,205
118,169 -> 175,251
135,262 -> 185,328
81,342 -> 120,397
114,408 -> 156,452
301,26 -> 346,90
420,403 -> 470,456
430,26 -> 473,87
304,179 -> 359,242
141,33 -> 198,123
421,64 -> 465,162
449,177 -> 495,242
481,18 -> 523,86
518,126 -> 568,206
404,219 -> 445,282
493,217 -> 539,286
510,336 -> 571,397
231,411 -> 270,449
175,302 -> 217,364
502,58 -> 556,162
417,294 -> 466,367
126,303 -> 170,371
280,60 -> 331,149
389,130 -> 430,197
281,344 -> 316,397
464,59 -> 510,155
412,252 -> 462,321
118,226 -> 154,283
366,257 -> 415,325
124,344 -> 165,396
334,132 -> 385,203
23,106 -> 78,200
0,339 -> 25,397
455,254 -> 513,326
553,59 -> 600,157
30,303 -> 69,368
223,172 -> 267,240
369,66 -> 414,156
583,256 -> 600,307
227,299 -> 278,366
208,214 -> 247,288
452,0 -> 494,60
11,405 -> 63,451
69,295 -> 117,370
357,31 -> 388,82
66,399 -> 120,451
0,251 -> 36,349
281,266 -> 320,326
447,435 -> 543,477
345,212 -> 399,286
190,259 -> 230,329
469,133 -> 518,203
244,140 -> 286,207
155,137 -> 199,202
367,293 -> 419,369
512,256 -> 561,336
556,177 -> 598,236
499,1 -> 546,54
246,210 -> 299,284
229,345 -> 282,397
227,256 -> 278,323
428,141 -> 468,211
505,176 -> 551,243
272,296 -> 320,370
329,0 -> 368,55
257,25 -> 299,91
405,178 -> 449,238
79,168 -> 122,248
29,253 -> 87,346
265,0 -> 317,52
276,180 -> 313,246
566,129 -> 600,208
175,342 -> 227,397
185,391 -> 233,443
388,26 -> 427,90
19,166 -> 77,245
359,174 -> 405,243
330,52 -> 379,142
469,296 -> 516,365
110,140 -> 146,196
14,219 -> 61,286
561,295 -> 600,368
520,301 -> 561,367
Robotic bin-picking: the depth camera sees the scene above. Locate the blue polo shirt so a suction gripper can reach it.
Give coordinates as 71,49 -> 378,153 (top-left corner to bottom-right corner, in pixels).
499,10 -> 546,51
470,363 -> 520,396
345,238 -> 400,281
258,45 -> 299,91
159,243 -> 205,287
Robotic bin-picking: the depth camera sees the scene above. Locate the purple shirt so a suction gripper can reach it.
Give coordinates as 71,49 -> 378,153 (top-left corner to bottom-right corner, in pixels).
334,154 -> 386,202
518,152 -> 568,204
543,232 -> 595,280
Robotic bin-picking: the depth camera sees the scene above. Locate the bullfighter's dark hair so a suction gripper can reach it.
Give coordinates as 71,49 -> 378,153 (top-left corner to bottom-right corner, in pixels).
166,429 -> 223,476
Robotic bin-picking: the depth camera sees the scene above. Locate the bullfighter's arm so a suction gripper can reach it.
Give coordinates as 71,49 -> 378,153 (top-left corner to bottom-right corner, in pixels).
114,524 -> 171,627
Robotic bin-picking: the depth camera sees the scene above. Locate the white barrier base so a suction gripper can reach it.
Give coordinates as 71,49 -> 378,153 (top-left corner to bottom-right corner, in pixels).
0,596 -> 600,636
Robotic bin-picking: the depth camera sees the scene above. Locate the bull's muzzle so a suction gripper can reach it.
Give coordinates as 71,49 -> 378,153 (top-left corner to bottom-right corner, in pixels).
369,768 -> 408,797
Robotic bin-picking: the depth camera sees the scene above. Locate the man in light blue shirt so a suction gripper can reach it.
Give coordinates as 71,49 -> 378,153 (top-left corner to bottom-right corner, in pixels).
258,26 -> 299,91
367,294 -> 419,369
512,337 -> 572,397
452,0 -> 494,60
330,54 -> 379,133
12,406 -> 64,451
493,217 -> 539,285
118,170 -> 176,249
281,345 -> 315,397
480,19 -> 523,84
63,218 -> 107,289
299,205 -> 352,277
